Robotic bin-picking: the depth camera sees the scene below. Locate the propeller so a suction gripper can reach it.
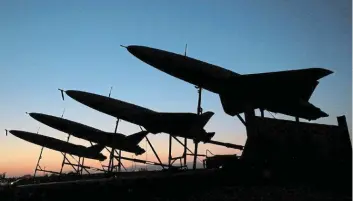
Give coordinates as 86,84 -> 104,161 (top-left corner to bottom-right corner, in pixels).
58,89 -> 65,101
5,129 -> 8,136
120,45 -> 127,48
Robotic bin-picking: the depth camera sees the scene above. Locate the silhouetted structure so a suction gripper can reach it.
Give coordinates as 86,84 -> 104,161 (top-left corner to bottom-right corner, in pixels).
204,154 -> 240,169
29,113 -> 148,156
241,115 -> 352,185
9,130 -> 106,161
5,42 -> 351,201
123,45 -> 332,121
64,90 -> 216,143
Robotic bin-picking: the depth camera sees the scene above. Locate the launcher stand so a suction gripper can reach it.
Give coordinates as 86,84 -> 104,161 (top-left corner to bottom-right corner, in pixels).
193,86 -> 203,170
34,146 -> 61,177
107,118 -> 122,173
31,127 -> 58,178
167,86 -> 204,170
58,134 -> 101,175
114,135 -> 170,169
56,92 -> 110,175
105,118 -> 168,173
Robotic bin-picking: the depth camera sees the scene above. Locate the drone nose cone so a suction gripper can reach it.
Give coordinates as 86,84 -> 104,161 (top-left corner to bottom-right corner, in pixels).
66,90 -> 100,106
126,45 -> 138,52
126,45 -> 146,57
28,113 -> 41,119
65,90 -> 78,98
9,130 -> 20,136
65,90 -> 88,102
125,45 -> 159,62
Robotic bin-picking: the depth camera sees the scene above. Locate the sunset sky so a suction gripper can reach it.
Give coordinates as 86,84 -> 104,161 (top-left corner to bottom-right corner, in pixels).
0,0 -> 351,177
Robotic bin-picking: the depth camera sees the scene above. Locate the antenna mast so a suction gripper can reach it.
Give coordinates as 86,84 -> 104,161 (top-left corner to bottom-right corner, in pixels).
184,44 -> 187,56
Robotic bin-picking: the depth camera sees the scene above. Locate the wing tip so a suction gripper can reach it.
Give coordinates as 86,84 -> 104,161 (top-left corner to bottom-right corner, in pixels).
311,67 -> 334,79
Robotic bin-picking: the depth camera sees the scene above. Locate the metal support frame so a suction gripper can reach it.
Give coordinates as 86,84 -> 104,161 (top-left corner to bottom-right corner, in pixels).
31,130 -> 100,177
193,86 -> 203,170
33,127 -> 45,178
57,87 -> 122,175
33,146 -> 61,177
107,118 -> 121,173
170,136 -> 204,166
58,86 -> 167,175
161,51 -> 244,170
31,108 -> 88,178
115,156 -> 169,168
106,134 -> 167,172
58,134 -> 98,176
114,148 -> 169,169
104,120 -> 167,173
17,86 -> 168,180
295,117 -> 300,122
137,126 -> 168,170
54,92 -> 109,176
55,93 -> 84,175
145,136 -> 164,167
183,45 -> 189,168
168,135 -> 172,167
167,85 -> 204,170
105,117 -> 166,174
60,151 -> 91,175
57,107 -> 98,176
105,86 -> 126,174
167,135 -> 190,169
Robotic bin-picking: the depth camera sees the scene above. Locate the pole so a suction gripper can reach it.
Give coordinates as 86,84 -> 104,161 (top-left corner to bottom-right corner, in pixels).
168,135 -> 172,168
109,119 -> 120,173
118,150 -> 122,172
183,43 -> 188,168
59,134 -> 71,175
183,138 -> 187,167
193,86 -> 202,170
192,142 -> 199,170
145,137 -> 164,169
33,146 -> 44,178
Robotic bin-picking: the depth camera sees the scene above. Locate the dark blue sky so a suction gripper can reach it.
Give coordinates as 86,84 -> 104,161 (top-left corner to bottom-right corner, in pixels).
0,0 -> 351,176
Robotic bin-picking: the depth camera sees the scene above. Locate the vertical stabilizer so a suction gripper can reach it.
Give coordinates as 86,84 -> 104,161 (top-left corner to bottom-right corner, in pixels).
126,131 -> 149,145
199,111 -> 215,127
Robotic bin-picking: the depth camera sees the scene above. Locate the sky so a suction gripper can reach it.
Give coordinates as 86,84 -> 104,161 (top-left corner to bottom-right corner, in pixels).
0,0 -> 351,177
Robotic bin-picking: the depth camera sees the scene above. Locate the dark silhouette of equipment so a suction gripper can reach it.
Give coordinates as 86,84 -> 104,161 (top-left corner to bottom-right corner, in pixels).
28,112 -> 148,156
123,45 -> 332,121
64,89 -> 216,143
8,130 -> 107,161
